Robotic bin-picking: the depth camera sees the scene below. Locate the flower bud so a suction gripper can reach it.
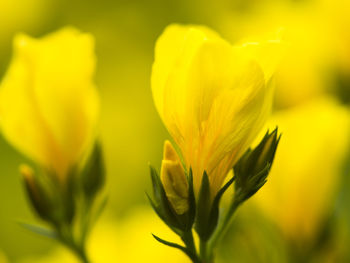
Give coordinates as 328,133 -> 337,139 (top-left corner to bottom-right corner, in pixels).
234,128 -> 281,203
253,128 -> 280,175
20,165 -> 52,221
81,142 -> 105,202
160,141 -> 189,215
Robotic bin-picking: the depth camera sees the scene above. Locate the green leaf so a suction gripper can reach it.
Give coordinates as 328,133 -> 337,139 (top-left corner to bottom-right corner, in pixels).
152,234 -> 199,262
152,233 -> 187,251
19,222 -> 57,239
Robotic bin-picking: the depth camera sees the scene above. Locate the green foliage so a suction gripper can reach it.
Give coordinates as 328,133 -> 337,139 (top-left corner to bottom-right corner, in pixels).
18,222 -> 57,240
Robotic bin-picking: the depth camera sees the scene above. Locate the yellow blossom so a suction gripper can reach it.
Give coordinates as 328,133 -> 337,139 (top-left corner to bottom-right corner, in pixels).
0,27 -> 99,181
151,24 -> 283,196
160,140 -> 189,214
218,0 -> 350,107
253,96 -> 350,241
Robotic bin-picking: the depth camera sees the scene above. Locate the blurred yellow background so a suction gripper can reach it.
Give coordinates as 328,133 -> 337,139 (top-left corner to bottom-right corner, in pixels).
0,0 -> 349,262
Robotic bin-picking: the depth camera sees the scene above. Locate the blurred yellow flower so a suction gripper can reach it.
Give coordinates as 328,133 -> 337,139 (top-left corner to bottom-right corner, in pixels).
0,27 -> 99,180
319,0 -> 350,74
151,24 -> 283,196
218,0 -> 336,108
108,207 -> 190,263
253,96 -> 350,241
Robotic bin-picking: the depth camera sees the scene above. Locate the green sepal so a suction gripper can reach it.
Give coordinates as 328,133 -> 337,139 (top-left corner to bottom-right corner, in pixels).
46,167 -> 76,225
148,165 -> 183,235
146,192 -> 178,234
207,176 -> 235,237
195,171 -> 211,241
186,168 -> 196,231
80,142 -> 105,203
195,172 -> 235,241
148,164 -> 197,235
234,128 -> 281,204
63,167 -> 77,224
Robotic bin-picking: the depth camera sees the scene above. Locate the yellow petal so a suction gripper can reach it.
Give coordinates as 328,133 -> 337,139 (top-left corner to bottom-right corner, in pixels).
0,27 -> 99,179
238,39 -> 286,82
151,24 -> 220,122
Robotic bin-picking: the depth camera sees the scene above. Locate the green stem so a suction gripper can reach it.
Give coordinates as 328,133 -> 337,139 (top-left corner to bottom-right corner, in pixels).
200,240 -> 208,262
207,200 -> 241,259
79,198 -> 91,246
57,224 -> 90,263
72,243 -> 89,263
182,231 -> 201,263
200,239 -> 216,263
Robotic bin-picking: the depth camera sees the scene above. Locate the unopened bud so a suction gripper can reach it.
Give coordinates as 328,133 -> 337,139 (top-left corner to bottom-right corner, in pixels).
160,141 -> 189,214
20,165 -> 51,221
255,129 -> 280,173
81,142 -> 105,202
234,128 -> 281,203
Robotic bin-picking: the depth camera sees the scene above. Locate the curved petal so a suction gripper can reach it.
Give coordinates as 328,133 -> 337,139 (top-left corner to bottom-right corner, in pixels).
32,28 -> 99,175
151,24 -> 220,121
0,27 -> 99,178
183,40 -> 269,192
0,34 -> 62,172
238,39 -> 285,82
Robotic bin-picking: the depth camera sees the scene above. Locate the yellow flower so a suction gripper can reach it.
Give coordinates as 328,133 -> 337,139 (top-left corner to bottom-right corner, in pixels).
253,96 -> 350,241
0,27 -> 99,181
151,24 -> 283,196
